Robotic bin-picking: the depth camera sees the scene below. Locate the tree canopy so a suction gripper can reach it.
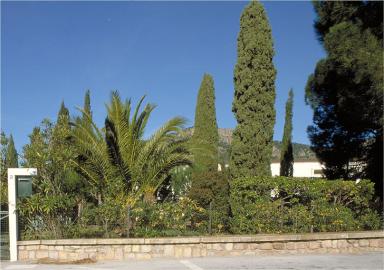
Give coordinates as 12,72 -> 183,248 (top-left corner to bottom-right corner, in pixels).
306,1 -> 383,197
230,1 -> 276,178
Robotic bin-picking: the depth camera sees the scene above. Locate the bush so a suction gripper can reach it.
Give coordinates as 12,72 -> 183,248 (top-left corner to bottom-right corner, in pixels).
18,194 -> 76,240
230,177 -> 381,234
130,197 -> 207,237
188,170 -> 231,232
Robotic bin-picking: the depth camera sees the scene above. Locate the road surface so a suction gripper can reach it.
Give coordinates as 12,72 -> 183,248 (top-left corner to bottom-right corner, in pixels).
1,252 -> 383,270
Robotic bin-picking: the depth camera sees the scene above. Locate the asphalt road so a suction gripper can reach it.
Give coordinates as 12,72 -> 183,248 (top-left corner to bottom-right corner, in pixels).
1,252 -> 383,270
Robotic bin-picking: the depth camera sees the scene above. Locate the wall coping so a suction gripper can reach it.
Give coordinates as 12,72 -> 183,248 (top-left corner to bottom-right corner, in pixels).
17,231 -> 383,246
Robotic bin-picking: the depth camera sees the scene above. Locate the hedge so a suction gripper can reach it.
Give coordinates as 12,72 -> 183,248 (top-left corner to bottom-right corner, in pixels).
230,177 -> 381,234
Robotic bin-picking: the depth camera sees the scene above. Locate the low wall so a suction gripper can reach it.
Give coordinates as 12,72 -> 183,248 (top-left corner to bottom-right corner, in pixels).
18,231 -> 384,262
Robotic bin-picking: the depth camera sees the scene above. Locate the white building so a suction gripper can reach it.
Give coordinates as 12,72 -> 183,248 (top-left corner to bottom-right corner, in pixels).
218,160 -> 324,178
270,160 -> 324,178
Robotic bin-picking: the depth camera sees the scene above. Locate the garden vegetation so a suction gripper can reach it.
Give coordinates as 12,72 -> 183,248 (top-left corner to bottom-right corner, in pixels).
0,1 -> 381,240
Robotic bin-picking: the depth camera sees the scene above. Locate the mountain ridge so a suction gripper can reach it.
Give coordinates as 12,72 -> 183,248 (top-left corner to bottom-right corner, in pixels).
183,127 -> 317,164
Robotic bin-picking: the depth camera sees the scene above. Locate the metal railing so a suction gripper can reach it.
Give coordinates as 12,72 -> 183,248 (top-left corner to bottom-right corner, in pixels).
0,211 -> 9,260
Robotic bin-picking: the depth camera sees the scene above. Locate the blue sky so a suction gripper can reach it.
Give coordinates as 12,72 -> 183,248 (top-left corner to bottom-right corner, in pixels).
1,1 -> 325,153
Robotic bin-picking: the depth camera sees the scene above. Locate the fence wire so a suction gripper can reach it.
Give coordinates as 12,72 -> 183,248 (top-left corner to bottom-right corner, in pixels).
0,211 -> 9,260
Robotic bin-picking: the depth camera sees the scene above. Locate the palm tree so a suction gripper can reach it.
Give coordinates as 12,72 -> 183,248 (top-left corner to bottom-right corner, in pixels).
71,91 -> 191,206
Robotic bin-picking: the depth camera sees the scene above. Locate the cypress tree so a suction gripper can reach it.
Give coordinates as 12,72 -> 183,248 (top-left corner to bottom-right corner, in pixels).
83,90 -> 92,119
280,89 -> 294,177
188,74 -> 230,227
6,134 -> 18,168
230,1 -> 276,178
57,101 -> 70,126
191,73 -> 219,172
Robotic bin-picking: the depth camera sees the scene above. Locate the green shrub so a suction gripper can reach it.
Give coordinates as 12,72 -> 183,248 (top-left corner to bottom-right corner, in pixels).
130,197 -> 207,237
188,170 -> 231,231
18,194 -> 76,240
230,177 -> 381,234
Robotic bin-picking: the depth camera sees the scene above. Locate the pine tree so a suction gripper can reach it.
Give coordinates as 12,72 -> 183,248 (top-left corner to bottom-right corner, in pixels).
306,1 -> 383,198
6,134 -> 18,168
191,73 -> 219,172
280,89 -> 293,177
230,1 -> 276,178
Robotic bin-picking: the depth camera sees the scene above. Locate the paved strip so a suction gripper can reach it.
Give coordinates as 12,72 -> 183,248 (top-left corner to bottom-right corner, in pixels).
179,260 -> 204,270
1,252 -> 382,269
4,265 -> 37,270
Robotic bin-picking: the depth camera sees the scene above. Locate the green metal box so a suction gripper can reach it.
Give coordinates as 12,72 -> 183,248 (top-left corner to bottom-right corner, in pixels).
17,176 -> 32,198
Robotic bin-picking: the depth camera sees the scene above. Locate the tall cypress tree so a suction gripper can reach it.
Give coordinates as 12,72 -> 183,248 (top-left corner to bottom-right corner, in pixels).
280,89 -> 294,177
83,90 -> 92,119
191,73 -> 219,172
57,101 -> 70,127
189,74 -> 230,227
6,134 -> 18,168
230,1 -> 276,178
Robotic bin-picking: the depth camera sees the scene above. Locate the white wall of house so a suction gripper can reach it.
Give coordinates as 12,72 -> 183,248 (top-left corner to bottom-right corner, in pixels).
270,162 -> 324,178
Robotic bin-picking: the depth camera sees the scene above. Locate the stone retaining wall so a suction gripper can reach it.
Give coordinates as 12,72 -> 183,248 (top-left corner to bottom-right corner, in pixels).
18,231 -> 384,261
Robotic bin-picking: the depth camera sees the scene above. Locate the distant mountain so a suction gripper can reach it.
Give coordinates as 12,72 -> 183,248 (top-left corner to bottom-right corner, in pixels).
184,127 -> 317,164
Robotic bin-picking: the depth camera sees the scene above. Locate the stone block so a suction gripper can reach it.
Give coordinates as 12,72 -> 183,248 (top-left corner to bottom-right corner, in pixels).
248,243 -> 259,250
286,242 -> 295,250
337,240 -> 348,248
295,242 -> 306,249
18,250 -> 28,260
212,244 -> 223,251
68,252 -> 79,261
78,253 -> 89,260
379,239 -> 384,248
201,247 -> 207,257
332,240 -> 338,249
140,245 -> 151,253
309,241 -> 321,249
26,245 -> 37,251
164,245 -> 174,257
175,246 -> 184,258
359,239 -> 369,247
39,245 -> 48,250
124,245 -> 132,252
89,252 -> 97,260
183,247 -> 192,257
321,240 -> 332,248
233,243 -> 246,250
36,250 -> 49,259
105,247 -> 115,260
273,242 -> 285,250
48,251 -> 59,260
132,245 -> 140,252
28,251 -> 35,260
84,247 -> 97,253
58,251 -> 67,260
114,248 -> 123,260
259,243 -> 273,250
192,247 -> 201,257
369,239 -> 380,247
224,243 -> 233,251
55,246 -> 64,251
